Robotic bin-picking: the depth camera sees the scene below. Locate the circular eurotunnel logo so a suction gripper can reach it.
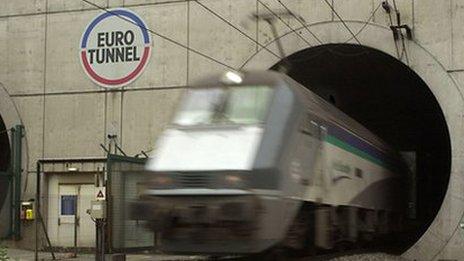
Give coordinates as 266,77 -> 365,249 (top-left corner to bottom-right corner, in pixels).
80,8 -> 152,88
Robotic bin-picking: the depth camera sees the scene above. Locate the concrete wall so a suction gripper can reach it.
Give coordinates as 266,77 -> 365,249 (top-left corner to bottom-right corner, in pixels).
1,0 -> 464,259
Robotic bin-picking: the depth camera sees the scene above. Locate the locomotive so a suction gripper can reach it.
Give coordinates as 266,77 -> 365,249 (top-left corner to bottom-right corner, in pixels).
135,70 -> 406,254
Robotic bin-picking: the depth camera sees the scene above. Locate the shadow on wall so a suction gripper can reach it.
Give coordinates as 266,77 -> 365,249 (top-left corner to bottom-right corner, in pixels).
0,113 -> 10,212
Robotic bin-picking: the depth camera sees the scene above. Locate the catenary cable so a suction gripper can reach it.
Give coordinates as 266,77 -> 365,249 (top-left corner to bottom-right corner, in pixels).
194,0 -> 283,60
323,0 -> 362,45
275,0 -> 381,57
392,0 -> 410,65
81,0 -> 237,70
274,0 -> 324,45
256,0 -> 313,47
344,1 -> 383,44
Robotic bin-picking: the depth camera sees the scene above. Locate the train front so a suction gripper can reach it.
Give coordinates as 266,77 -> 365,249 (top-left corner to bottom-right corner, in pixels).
135,71 -> 300,254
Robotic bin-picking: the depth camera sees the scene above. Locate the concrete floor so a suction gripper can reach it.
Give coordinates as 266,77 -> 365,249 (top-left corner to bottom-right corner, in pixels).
5,248 -> 410,261
5,248 -> 207,261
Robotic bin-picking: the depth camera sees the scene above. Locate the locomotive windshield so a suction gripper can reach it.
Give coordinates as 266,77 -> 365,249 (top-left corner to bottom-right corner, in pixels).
173,85 -> 273,126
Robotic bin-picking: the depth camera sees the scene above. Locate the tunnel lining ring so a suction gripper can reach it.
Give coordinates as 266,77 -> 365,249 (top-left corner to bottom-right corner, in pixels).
241,21 -> 463,259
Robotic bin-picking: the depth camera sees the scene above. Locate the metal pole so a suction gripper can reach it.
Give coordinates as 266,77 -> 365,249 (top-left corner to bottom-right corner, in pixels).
74,197 -> 78,258
37,210 -> 56,260
95,220 -> 99,261
9,170 -> 14,238
96,218 -> 103,261
11,127 -> 16,240
35,162 -> 40,261
13,125 -> 23,240
99,220 -> 102,261
101,219 -> 106,261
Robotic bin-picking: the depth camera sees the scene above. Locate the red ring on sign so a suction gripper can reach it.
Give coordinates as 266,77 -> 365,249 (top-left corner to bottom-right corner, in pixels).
81,46 -> 150,86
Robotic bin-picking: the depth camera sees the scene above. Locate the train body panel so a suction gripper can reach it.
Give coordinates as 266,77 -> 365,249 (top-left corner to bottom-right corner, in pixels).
147,126 -> 264,171
308,140 -> 399,210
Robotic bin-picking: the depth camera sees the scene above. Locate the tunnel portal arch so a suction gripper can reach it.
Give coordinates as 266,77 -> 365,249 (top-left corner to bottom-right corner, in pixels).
0,113 -> 10,207
0,83 -> 23,237
273,43 -> 451,253
241,22 -> 464,260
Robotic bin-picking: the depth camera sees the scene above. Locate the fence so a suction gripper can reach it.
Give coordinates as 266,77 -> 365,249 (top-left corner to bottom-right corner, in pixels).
106,154 -> 155,253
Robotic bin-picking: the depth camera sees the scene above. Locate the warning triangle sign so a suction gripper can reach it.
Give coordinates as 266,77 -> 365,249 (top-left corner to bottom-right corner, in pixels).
97,190 -> 105,198
95,187 -> 106,201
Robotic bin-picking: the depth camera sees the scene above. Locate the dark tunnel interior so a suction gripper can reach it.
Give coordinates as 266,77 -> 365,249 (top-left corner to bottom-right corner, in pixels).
0,114 -> 10,210
271,43 -> 451,250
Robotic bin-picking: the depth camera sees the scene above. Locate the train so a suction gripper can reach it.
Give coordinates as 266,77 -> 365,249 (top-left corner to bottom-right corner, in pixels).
133,70 -> 407,254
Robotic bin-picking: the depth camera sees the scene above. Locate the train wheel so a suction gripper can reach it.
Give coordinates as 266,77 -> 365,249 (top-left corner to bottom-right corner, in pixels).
258,248 -> 287,261
282,206 -> 315,255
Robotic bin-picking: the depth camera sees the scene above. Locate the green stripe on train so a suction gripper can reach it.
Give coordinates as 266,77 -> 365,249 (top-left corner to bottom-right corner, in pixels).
324,135 -> 389,169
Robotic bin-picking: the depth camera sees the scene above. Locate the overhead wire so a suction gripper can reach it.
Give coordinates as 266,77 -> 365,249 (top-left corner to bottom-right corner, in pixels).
80,0 -> 236,70
269,0 -> 400,110
326,1 -> 383,57
193,0 -> 283,60
392,0 -> 410,65
274,0 -> 381,59
256,0 -> 313,47
274,0 -> 324,45
391,0 -> 406,61
81,0 -> 402,72
271,0 -> 366,75
81,0 -> 387,69
385,0 -> 409,64
344,1 -> 383,44
391,0 -> 399,18
385,0 -> 401,58
264,0 -> 346,71
322,0 -> 362,45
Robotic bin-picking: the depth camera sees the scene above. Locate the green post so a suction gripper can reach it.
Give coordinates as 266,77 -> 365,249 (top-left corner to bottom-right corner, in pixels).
0,170 -> 11,237
11,125 -> 23,240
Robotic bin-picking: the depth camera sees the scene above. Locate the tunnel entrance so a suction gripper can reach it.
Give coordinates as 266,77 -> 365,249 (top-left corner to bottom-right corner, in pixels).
272,43 -> 451,251
0,113 -> 11,212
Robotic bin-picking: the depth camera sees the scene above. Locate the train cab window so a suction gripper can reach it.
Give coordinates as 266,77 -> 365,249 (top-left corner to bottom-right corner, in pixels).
224,86 -> 273,124
172,88 -> 223,126
173,86 -> 273,126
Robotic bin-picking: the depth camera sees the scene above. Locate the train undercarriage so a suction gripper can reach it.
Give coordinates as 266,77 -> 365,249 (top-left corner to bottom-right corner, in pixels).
134,196 -> 403,257
282,203 -> 403,254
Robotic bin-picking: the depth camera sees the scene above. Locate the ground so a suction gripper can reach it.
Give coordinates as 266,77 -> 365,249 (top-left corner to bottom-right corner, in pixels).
4,248 -> 207,261
4,248 -> 409,261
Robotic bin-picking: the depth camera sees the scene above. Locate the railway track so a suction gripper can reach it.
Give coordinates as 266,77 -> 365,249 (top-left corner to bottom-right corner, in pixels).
203,248 -> 406,261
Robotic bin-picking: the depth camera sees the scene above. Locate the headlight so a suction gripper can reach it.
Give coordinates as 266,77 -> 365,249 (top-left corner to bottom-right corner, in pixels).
221,173 -> 246,189
148,175 -> 175,189
222,71 -> 243,84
